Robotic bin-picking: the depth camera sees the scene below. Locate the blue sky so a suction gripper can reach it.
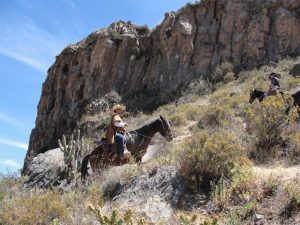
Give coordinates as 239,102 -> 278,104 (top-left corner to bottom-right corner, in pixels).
0,0 -> 193,173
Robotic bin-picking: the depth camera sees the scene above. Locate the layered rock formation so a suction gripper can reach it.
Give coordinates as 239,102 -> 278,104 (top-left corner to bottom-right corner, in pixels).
23,0 -> 300,174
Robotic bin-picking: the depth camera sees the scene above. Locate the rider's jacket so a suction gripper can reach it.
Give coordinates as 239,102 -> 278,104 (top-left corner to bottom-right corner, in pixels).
271,77 -> 280,88
106,113 -> 126,145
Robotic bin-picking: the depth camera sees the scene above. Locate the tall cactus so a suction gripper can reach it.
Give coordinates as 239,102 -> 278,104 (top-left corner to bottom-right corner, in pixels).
58,129 -> 89,182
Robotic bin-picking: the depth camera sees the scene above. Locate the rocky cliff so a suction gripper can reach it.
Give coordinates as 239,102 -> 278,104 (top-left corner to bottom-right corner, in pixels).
23,0 -> 300,174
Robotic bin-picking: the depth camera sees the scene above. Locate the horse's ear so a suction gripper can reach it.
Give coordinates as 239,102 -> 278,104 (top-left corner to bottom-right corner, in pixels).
160,115 -> 164,121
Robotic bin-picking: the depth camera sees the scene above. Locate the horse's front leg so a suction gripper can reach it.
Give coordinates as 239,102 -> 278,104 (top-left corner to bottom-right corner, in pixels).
135,156 -> 143,163
133,149 -> 147,163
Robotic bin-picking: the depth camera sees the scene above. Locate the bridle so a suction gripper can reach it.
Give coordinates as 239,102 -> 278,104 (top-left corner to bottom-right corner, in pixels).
160,118 -> 173,140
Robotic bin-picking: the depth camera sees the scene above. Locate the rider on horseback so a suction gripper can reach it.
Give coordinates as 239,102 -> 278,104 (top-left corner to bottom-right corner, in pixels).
266,72 -> 280,97
106,104 -> 128,161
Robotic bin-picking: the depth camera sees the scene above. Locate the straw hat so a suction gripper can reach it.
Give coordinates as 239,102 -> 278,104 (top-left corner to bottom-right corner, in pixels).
268,72 -> 281,78
111,104 -> 126,113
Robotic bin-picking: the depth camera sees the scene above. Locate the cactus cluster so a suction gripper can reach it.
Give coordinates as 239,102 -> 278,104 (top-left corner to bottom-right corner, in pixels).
58,130 -> 89,181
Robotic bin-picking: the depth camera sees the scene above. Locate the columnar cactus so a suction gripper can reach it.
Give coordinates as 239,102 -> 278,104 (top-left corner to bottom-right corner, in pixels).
58,129 -> 89,182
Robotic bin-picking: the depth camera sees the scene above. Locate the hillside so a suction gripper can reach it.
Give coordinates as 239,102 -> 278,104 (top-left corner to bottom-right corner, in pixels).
1,57 -> 300,224
23,0 -> 300,174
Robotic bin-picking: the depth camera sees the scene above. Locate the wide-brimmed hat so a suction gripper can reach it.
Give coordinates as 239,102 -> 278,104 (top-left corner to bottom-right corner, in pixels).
112,104 -> 126,113
268,72 -> 281,78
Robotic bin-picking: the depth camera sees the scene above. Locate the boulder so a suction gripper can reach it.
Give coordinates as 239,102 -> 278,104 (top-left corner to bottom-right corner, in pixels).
109,166 -> 186,223
24,148 -> 65,189
289,62 -> 300,77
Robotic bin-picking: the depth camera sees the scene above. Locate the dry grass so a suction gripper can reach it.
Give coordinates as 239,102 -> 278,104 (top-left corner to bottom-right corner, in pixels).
2,58 -> 300,224
0,189 -> 69,225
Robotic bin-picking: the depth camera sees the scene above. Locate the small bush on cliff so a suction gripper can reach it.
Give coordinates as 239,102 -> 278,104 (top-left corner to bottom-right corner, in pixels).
245,95 -> 297,163
210,61 -> 234,84
178,131 -> 249,191
133,24 -> 150,36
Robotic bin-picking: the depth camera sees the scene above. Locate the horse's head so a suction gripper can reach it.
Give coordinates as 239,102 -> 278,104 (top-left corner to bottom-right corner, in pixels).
159,115 -> 173,141
249,89 -> 255,104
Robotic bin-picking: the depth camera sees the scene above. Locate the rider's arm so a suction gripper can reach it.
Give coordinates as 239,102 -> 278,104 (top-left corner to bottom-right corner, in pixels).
114,121 -> 127,127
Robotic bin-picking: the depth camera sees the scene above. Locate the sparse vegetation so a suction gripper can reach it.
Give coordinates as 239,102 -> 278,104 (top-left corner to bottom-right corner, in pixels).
2,58 -> 300,224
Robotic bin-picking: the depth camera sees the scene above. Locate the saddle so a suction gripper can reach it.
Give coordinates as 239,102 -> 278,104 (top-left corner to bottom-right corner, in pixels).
100,138 -> 114,153
100,135 -> 129,154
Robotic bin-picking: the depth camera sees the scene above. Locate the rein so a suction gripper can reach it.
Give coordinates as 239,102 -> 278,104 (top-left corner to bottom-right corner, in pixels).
132,131 -> 153,139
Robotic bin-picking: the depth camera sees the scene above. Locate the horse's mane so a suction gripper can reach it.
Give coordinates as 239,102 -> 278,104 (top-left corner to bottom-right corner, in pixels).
131,118 -> 160,133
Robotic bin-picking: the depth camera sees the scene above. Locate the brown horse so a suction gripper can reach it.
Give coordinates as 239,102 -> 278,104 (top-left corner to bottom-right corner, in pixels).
81,115 -> 173,179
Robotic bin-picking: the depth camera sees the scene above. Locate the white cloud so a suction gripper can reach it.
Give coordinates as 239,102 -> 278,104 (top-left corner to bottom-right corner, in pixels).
0,112 -> 28,132
64,0 -> 76,8
0,18 -> 66,73
0,138 -> 28,150
0,160 -> 21,168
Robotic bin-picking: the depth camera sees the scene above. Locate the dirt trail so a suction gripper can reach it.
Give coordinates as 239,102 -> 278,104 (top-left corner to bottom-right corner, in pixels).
253,165 -> 300,182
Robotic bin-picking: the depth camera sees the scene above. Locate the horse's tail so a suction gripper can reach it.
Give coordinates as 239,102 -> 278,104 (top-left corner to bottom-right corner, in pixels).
81,154 -> 90,180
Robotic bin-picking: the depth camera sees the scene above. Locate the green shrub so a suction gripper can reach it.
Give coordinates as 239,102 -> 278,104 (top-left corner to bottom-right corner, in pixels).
169,113 -> 188,126
210,61 -> 234,84
88,205 -> 146,225
0,173 -> 21,203
245,95 -> 297,162
242,199 -> 258,218
261,175 -> 280,197
198,105 -> 232,128
224,72 -> 236,83
0,190 -> 69,225
288,132 -> 300,164
211,166 -> 257,211
179,214 -> 197,225
284,179 -> 300,214
178,131 -> 248,191
284,77 -> 300,89
186,107 -> 203,121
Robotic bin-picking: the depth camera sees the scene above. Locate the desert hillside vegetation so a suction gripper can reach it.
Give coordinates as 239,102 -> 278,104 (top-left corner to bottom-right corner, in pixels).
1,57 -> 300,224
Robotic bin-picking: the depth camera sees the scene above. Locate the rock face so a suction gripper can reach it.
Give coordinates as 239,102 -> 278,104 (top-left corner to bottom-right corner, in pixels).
109,166 -> 186,223
23,0 -> 300,174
